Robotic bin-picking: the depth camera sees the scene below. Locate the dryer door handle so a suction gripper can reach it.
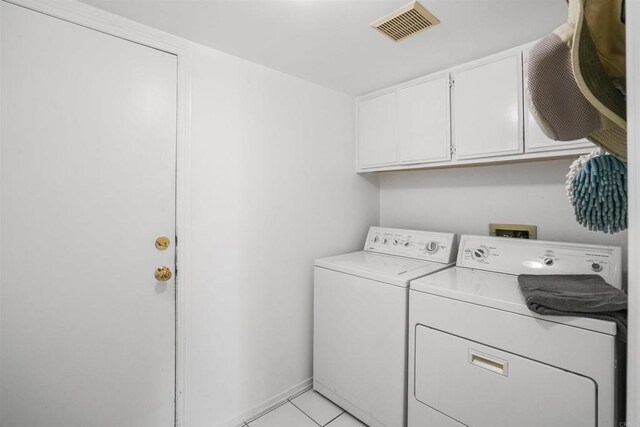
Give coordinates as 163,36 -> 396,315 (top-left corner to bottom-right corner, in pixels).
469,350 -> 509,376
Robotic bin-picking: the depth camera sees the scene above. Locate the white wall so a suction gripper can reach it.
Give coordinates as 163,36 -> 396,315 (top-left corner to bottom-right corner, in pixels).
379,159 -> 628,273
189,43 -> 379,427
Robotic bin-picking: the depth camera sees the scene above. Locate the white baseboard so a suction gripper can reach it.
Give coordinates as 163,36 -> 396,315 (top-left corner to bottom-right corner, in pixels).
219,378 -> 313,427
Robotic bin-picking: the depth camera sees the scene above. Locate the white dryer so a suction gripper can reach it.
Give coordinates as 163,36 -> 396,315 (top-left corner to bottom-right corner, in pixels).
314,226 -> 457,427
408,235 -> 624,427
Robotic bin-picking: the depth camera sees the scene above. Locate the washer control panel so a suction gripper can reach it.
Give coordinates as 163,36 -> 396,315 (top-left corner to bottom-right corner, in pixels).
458,235 -> 623,289
365,227 -> 457,263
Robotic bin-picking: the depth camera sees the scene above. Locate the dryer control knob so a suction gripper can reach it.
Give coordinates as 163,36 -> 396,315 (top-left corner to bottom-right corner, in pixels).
591,262 -> 603,272
425,241 -> 439,254
472,248 -> 487,260
544,257 -> 554,266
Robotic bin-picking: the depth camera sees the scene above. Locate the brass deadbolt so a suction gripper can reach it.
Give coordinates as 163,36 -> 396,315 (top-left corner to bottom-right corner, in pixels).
155,236 -> 170,250
154,266 -> 172,282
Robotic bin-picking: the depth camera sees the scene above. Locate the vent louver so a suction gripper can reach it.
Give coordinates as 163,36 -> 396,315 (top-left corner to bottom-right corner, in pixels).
371,1 -> 440,42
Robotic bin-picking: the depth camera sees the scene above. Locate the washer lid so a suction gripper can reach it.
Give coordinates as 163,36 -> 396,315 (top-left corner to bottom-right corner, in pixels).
315,251 -> 453,288
411,267 -> 617,336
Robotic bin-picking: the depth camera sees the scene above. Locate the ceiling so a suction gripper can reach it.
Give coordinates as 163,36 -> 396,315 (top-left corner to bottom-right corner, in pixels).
80,0 -> 567,95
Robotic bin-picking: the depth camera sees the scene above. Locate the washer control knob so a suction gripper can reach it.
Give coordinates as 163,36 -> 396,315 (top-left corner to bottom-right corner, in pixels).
473,248 -> 487,260
591,262 -> 603,272
393,238 -> 399,246
373,236 -> 379,243
544,257 -> 554,266
382,238 -> 388,244
425,241 -> 439,254
404,241 -> 410,247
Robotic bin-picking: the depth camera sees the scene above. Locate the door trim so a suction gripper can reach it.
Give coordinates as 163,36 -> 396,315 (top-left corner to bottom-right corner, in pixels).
0,1 -> 194,425
627,1 -> 639,425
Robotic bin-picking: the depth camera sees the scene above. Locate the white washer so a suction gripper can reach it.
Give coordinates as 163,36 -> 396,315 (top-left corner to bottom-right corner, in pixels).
408,235 -> 624,427
314,226 -> 457,427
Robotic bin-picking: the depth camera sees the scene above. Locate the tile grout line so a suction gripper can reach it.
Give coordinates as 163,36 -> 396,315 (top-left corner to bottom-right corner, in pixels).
288,392 -> 347,427
243,384 -> 313,425
323,410 -> 346,426
288,398 -> 323,427
245,388 -> 349,427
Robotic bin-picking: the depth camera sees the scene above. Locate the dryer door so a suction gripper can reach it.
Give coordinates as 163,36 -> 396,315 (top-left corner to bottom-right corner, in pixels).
414,325 -> 596,427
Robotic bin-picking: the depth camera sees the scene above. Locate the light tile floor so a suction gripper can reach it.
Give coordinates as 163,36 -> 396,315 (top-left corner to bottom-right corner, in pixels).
244,390 -> 367,427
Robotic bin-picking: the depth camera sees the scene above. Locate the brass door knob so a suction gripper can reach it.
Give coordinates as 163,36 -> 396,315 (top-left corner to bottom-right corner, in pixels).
154,266 -> 172,281
155,236 -> 170,250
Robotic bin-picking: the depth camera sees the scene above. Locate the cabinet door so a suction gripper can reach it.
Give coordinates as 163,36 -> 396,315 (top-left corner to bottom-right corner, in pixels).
452,55 -> 523,160
522,50 -> 595,153
397,76 -> 451,164
357,92 -> 397,169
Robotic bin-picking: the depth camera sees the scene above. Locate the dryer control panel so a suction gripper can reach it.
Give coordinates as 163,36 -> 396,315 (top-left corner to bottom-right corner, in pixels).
364,227 -> 457,264
457,235 -> 623,289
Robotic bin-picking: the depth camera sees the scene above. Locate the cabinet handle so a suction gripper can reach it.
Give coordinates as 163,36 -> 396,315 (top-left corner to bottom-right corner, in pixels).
469,350 -> 509,376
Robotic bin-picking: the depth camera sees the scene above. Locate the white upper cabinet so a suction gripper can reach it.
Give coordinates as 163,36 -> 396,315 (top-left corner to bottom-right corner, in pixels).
355,42 -> 595,172
451,54 -> 523,160
397,76 -> 451,164
357,92 -> 397,168
522,50 -> 595,153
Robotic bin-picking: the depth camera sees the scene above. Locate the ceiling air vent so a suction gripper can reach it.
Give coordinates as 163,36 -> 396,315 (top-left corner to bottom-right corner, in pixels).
371,1 -> 440,42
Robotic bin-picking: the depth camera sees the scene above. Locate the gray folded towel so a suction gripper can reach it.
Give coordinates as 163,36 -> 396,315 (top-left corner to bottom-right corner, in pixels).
518,274 -> 628,342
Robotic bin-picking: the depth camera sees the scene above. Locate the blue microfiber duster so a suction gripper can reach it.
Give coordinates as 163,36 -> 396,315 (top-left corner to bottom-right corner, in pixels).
569,154 -> 627,234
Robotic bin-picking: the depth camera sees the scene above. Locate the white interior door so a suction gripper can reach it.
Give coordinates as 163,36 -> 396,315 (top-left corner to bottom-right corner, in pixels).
1,3 -> 177,426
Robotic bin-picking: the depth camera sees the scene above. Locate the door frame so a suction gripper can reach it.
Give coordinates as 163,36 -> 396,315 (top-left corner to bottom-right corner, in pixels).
627,0 -> 639,425
0,1 -> 193,425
